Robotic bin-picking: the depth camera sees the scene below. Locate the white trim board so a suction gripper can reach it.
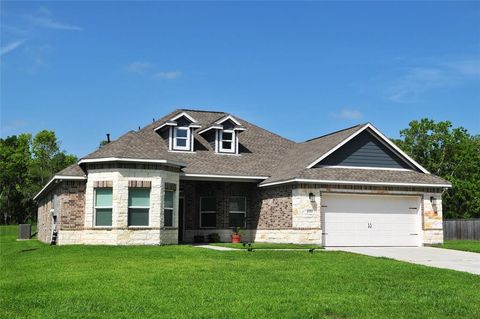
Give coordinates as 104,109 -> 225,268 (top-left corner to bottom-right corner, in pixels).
170,111 -> 198,123
259,178 -> 451,188
306,123 -> 430,174
78,157 -> 186,167
318,165 -> 414,172
34,175 -> 87,200
180,173 -> 268,182
215,115 -> 241,126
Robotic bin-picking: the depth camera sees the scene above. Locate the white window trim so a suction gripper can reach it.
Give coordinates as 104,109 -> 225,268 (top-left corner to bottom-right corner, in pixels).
219,130 -> 235,153
94,188 -> 113,227
200,196 -> 216,229
164,190 -> 175,228
228,196 -> 246,228
172,126 -> 191,151
128,190 -> 150,227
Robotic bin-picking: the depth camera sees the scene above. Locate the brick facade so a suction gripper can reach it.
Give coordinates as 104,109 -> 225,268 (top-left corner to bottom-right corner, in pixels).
37,180 -> 86,243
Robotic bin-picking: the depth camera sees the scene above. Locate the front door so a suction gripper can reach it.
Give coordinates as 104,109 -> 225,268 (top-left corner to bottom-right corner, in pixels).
178,197 -> 185,242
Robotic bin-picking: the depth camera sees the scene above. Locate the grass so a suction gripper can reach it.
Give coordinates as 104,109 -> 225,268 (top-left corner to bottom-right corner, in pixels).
434,240 -> 480,253
210,242 -> 322,249
1,225 -> 479,319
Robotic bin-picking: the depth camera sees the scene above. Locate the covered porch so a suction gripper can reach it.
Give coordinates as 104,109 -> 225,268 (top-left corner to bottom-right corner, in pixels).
178,180 -> 261,243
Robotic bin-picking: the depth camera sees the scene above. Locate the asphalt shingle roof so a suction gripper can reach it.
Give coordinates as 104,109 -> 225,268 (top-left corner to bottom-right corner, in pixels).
57,109 -> 449,187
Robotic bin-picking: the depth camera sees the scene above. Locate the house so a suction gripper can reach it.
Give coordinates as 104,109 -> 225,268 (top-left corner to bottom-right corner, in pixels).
34,109 -> 451,246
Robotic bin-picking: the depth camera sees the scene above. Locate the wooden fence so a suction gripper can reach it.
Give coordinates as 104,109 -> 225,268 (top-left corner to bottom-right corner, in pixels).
443,219 -> 480,240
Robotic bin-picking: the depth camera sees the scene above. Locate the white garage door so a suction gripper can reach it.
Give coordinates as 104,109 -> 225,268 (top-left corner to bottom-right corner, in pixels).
322,193 -> 421,247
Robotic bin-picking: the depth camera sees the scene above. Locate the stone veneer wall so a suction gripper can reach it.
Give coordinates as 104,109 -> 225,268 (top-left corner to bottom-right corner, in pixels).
57,167 -> 179,245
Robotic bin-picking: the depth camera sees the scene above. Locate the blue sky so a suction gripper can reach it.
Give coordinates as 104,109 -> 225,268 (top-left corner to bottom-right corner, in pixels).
1,1 -> 479,157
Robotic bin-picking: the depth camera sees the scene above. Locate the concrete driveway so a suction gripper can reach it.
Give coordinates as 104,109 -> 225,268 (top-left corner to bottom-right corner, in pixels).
327,247 -> 480,275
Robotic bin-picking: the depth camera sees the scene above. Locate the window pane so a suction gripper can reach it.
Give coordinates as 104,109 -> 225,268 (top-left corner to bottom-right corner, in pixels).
229,197 -> 246,212
175,138 -> 187,147
95,188 -> 112,207
176,128 -> 188,138
164,209 -> 173,227
222,142 -> 232,150
222,132 -> 232,140
201,212 -> 216,228
128,208 -> 149,226
164,190 -> 174,208
96,208 -> 112,226
229,213 -> 245,228
201,197 -> 216,211
128,188 -> 150,207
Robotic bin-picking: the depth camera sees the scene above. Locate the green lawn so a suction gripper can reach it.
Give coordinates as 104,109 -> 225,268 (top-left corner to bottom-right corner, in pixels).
1,225 -> 479,319
434,240 -> 480,253
210,242 -> 322,249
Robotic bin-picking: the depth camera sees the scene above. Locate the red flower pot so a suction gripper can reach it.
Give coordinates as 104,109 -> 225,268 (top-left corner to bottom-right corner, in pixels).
231,233 -> 241,243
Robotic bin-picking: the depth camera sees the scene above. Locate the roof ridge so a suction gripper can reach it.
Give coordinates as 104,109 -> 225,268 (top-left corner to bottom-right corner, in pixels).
177,108 -> 226,114
303,123 -> 367,143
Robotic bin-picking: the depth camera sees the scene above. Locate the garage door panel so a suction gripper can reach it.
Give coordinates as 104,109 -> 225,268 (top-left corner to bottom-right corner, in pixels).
323,194 -> 421,247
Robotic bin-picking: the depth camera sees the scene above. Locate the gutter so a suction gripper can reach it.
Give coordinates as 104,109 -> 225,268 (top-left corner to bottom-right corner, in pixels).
259,178 -> 452,188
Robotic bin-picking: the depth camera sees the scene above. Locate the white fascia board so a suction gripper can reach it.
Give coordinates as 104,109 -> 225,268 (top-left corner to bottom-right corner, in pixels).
170,111 -> 197,123
216,115 -> 241,126
233,127 -> 246,131
259,178 -> 451,188
306,124 -> 368,169
365,123 -> 430,174
198,125 -> 222,135
306,123 -> 430,174
78,157 -> 186,167
33,175 -> 87,200
180,173 -> 268,182
154,121 -> 177,131
318,165 -> 413,172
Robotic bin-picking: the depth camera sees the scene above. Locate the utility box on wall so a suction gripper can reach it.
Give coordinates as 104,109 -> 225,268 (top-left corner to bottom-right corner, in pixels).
18,224 -> 31,240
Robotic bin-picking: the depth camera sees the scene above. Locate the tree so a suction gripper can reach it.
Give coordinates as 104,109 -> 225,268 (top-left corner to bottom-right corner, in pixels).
0,130 -> 77,224
0,134 -> 33,224
395,119 -> 480,219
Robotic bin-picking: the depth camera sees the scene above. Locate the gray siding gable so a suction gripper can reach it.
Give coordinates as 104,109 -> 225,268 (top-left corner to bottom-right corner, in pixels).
315,129 -> 417,170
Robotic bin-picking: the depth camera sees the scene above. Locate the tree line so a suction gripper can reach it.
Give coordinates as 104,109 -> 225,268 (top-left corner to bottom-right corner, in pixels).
0,131 -> 76,224
0,119 -> 478,224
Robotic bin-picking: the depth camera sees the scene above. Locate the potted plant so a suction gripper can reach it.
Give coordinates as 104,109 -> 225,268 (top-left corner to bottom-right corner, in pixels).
231,227 -> 243,243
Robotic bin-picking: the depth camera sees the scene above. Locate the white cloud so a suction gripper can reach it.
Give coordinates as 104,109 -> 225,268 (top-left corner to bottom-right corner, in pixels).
442,58 -> 480,76
125,61 -> 154,74
0,39 -> 26,56
0,119 -> 28,135
385,56 -> 480,103
386,67 -> 454,103
26,7 -> 83,31
332,109 -> 363,120
152,71 -> 182,80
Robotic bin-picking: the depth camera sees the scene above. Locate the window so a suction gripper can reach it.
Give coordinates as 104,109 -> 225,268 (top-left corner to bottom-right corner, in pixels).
219,130 -> 235,153
128,188 -> 150,226
95,188 -> 112,226
228,197 -> 246,228
164,190 -> 174,227
173,127 -> 190,150
200,197 -> 216,228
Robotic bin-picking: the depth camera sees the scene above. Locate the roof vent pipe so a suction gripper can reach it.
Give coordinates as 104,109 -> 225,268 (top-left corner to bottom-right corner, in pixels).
106,133 -> 111,143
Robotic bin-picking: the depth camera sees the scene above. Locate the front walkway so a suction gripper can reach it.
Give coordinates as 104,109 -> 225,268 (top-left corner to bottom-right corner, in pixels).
194,244 -> 240,251
328,247 -> 480,275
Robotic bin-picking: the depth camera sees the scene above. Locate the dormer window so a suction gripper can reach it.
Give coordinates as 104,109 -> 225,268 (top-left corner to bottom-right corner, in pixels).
219,130 -> 235,153
154,111 -> 200,152
173,127 -> 190,151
